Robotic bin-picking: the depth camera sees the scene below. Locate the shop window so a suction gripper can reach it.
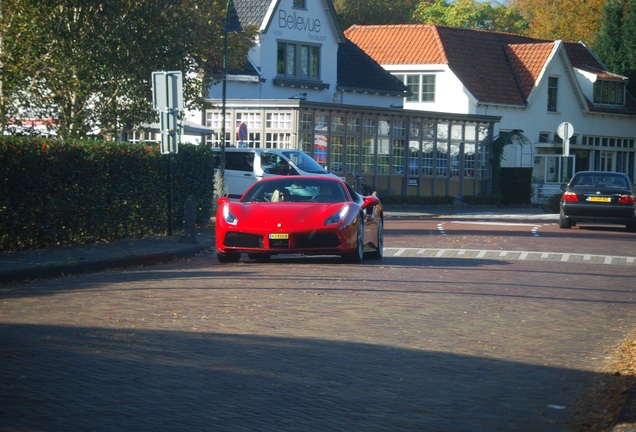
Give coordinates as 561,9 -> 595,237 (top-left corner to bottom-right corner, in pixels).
362,137 -> 375,174
436,142 -> 448,176
330,135 -> 344,173
422,141 -> 434,176
346,137 -> 359,174
377,138 -> 389,174
362,118 -> 376,135
408,146 -> 420,176
392,139 -> 405,175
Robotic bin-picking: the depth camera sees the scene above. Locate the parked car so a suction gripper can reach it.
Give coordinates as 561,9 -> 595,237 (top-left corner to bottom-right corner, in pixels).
215,176 -> 384,263
559,171 -> 636,231
212,147 -> 335,199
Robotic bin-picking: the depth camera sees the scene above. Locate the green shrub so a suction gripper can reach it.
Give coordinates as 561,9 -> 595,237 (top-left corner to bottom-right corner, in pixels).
544,193 -> 562,213
500,168 -> 533,205
0,137 -> 215,251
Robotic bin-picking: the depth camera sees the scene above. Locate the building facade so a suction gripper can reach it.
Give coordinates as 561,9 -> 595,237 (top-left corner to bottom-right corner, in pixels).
345,25 -> 636,200
203,0 -> 500,198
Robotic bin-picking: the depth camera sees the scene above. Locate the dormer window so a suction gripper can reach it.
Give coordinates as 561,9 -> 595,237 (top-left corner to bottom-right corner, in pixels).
293,0 -> 306,8
593,80 -> 626,106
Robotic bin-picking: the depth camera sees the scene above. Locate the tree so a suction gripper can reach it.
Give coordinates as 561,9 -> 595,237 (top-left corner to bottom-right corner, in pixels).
0,0 -> 256,139
593,0 -> 636,96
334,0 -> 423,28
511,0 -> 606,42
0,0 -> 49,132
412,0 -> 528,34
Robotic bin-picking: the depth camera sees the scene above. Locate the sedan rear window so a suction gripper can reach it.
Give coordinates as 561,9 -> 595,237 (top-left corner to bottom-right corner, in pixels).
572,174 -> 627,188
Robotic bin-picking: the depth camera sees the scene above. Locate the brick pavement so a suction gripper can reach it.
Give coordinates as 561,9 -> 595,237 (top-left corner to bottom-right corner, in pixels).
1,208 -> 635,431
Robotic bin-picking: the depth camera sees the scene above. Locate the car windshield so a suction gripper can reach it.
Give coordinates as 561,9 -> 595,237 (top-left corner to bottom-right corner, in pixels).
572,174 -> 628,189
280,150 -> 327,174
242,178 -> 347,203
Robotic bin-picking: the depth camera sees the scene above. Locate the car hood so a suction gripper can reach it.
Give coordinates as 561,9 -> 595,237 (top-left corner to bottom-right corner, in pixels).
230,202 -> 350,229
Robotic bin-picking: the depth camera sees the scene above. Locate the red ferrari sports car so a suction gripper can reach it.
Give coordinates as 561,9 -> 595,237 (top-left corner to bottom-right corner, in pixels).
215,176 -> 384,263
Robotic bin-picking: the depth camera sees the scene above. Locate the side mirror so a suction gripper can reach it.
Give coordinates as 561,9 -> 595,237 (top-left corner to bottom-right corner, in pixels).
361,195 -> 380,210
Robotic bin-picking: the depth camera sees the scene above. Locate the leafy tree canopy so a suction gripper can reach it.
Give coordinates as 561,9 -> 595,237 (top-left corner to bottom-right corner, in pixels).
412,0 -> 528,34
511,0 -> 606,42
0,0 -> 256,139
592,0 -> 636,95
334,0 -> 422,28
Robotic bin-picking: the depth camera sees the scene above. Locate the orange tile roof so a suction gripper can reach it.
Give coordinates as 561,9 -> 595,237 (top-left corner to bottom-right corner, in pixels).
344,24 -> 447,65
345,24 -> 629,109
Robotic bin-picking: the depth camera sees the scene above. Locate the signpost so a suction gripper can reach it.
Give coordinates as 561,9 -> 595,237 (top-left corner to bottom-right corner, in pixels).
237,122 -> 248,148
557,122 -> 573,157
557,122 -> 575,183
152,71 -> 184,235
152,71 -> 183,155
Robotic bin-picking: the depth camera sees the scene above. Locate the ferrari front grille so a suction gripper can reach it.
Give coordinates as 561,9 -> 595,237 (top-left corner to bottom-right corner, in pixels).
295,232 -> 340,248
269,239 -> 289,249
224,232 -> 263,248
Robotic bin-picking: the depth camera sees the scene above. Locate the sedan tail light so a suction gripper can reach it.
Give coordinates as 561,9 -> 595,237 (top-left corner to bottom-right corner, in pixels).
562,191 -> 579,202
618,194 -> 635,205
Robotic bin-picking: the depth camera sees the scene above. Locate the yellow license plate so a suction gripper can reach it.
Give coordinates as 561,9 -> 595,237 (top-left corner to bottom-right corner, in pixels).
269,233 -> 289,240
588,196 -> 611,202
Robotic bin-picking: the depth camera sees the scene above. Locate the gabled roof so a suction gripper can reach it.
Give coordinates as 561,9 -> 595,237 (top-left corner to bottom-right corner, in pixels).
230,0 -> 344,38
337,40 -> 408,95
344,24 -> 636,113
228,0 -> 271,30
224,0 -> 406,96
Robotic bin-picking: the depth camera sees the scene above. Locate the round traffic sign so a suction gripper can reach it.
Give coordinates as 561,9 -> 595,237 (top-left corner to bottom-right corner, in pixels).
237,122 -> 248,141
557,122 -> 574,140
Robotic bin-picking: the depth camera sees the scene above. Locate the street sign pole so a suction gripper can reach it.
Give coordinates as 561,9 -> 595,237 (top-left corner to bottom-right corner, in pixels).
557,122 -> 575,183
152,71 -> 184,235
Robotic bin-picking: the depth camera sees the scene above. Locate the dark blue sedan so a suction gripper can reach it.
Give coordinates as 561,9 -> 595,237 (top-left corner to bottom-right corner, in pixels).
560,171 -> 636,231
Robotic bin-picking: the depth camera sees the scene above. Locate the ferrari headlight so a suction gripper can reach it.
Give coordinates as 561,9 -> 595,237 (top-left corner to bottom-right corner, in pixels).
222,205 -> 238,226
324,204 -> 350,225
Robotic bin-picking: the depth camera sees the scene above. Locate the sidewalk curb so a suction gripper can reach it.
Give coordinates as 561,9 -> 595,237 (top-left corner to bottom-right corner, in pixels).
0,244 -> 212,285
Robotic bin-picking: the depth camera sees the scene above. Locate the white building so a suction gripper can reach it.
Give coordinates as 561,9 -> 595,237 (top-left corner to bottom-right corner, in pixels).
345,24 -> 636,200
203,0 -> 503,199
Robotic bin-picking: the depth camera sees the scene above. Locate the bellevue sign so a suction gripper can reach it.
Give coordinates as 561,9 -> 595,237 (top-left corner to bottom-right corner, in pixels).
278,9 -> 321,33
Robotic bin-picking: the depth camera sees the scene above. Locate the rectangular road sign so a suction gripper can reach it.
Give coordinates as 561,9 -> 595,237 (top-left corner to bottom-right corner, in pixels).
152,71 -> 183,112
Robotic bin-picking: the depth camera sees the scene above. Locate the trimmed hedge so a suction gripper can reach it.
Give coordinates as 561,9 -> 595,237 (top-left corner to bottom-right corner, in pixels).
500,168 -> 533,205
1,137 -> 215,252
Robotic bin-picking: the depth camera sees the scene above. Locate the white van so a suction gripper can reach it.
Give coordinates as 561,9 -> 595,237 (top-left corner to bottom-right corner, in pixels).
212,147 -> 334,198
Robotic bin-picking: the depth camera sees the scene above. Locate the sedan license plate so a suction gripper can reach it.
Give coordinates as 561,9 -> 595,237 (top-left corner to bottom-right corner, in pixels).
588,196 -> 611,203
269,233 -> 289,240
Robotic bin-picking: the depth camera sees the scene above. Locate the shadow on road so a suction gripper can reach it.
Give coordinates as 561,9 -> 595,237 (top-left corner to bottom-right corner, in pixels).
0,323 -> 618,432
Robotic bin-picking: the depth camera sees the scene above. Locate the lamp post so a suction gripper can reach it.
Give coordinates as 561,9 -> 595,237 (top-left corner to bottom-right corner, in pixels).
220,0 -> 231,174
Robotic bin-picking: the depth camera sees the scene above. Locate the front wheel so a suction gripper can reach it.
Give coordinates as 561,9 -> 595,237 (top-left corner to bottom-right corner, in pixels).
342,216 -> 364,263
367,219 -> 383,259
